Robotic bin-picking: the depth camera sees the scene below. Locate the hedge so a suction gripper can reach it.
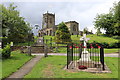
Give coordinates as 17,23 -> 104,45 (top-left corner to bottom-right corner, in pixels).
87,41 -> 119,48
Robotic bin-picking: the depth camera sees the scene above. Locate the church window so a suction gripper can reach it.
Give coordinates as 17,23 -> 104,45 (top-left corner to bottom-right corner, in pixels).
45,17 -> 47,23
73,25 -> 76,31
50,18 -> 52,23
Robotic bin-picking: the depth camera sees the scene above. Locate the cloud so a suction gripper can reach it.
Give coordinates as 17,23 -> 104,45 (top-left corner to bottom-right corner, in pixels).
2,0 -> 119,35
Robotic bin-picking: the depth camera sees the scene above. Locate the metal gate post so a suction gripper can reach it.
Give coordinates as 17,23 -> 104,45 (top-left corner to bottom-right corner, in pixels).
100,47 -> 105,70
67,44 -> 69,69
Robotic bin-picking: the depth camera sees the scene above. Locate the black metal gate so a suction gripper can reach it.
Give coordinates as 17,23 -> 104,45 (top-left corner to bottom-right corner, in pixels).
67,43 -> 105,70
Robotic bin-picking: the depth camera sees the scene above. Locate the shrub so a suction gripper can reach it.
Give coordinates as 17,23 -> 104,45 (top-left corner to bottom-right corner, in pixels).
2,44 -> 11,58
109,42 -> 120,48
55,22 -> 71,43
101,42 -> 109,48
87,41 -> 119,48
112,36 -> 120,39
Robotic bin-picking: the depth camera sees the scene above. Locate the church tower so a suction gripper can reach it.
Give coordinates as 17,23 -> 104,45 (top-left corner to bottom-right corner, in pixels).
42,11 -> 55,29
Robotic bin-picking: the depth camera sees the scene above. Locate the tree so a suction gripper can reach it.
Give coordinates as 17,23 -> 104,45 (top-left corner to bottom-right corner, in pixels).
1,3 -> 32,43
113,1 -> 120,35
55,22 -> 71,43
94,1 -> 120,36
83,27 -> 89,35
96,28 -> 102,36
94,13 -> 115,36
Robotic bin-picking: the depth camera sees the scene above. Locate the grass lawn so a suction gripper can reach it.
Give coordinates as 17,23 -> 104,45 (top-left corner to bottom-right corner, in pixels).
2,50 -> 33,79
53,47 -> 67,53
44,34 -> 118,44
14,41 -> 35,46
44,35 -> 118,53
43,35 -> 118,53
25,56 -> 118,78
71,34 -> 118,43
104,48 -> 119,53
53,47 -> 119,54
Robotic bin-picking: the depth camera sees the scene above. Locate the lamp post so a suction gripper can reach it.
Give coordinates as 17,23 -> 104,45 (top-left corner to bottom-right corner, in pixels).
35,24 -> 39,36
34,24 -> 39,44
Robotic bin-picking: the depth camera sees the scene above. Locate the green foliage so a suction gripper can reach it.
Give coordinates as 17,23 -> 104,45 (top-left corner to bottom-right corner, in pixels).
96,28 -> 102,36
1,3 -> 32,43
94,1 -> 120,36
94,13 -> 115,36
108,42 -> 120,48
71,34 -> 119,48
112,36 -> 120,39
1,44 -> 11,58
44,34 -> 119,48
87,41 -> 119,48
83,27 -> 89,34
55,22 -> 71,43
113,2 -> 120,35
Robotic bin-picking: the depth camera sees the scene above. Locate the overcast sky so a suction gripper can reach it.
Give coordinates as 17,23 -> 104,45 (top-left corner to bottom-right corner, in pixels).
2,0 -> 119,35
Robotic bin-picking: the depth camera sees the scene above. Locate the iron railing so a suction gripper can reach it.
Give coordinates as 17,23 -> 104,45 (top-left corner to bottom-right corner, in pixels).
67,43 -> 105,70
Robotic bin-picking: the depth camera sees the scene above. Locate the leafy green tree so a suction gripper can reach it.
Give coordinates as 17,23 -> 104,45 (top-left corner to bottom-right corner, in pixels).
94,1 -> 120,36
1,3 -> 32,43
96,28 -> 102,36
94,13 -> 115,36
55,22 -> 71,43
83,27 -> 89,35
113,1 -> 120,35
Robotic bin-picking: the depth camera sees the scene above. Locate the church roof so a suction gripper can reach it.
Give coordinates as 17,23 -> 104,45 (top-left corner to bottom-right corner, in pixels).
43,12 -> 55,16
65,21 -> 78,24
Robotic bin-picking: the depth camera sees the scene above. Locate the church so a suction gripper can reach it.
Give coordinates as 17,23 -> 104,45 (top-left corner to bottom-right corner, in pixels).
38,12 -> 79,37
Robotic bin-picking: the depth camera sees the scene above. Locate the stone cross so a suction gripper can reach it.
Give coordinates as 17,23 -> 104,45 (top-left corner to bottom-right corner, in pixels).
80,34 -> 91,61
80,34 -> 90,52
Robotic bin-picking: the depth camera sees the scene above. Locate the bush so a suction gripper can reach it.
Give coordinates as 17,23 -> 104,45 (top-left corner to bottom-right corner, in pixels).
2,44 -> 11,58
112,36 -> 120,39
87,41 -> 119,48
109,42 -> 120,48
101,42 -> 109,48
55,22 -> 71,43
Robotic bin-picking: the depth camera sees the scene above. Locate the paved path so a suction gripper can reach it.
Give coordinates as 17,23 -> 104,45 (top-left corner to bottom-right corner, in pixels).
32,53 -> 119,57
6,55 -> 43,79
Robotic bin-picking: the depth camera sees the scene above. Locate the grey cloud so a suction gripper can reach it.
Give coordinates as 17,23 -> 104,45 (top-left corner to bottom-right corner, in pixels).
2,0 -> 116,35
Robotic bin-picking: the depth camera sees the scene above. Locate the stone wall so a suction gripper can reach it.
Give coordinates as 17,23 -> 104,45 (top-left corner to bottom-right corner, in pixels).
65,21 -> 79,35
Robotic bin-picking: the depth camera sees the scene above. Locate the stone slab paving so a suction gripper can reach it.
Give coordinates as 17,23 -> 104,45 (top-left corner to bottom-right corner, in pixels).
32,53 -> 119,57
5,55 -> 43,79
